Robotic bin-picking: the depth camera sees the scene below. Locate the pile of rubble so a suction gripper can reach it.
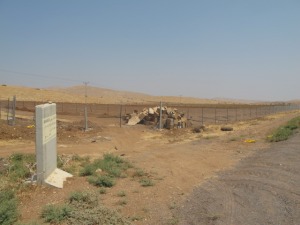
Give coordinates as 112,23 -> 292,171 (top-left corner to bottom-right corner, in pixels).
124,106 -> 187,129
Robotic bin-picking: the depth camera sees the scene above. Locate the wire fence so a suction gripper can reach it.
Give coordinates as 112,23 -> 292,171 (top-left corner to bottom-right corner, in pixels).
1,99 -> 299,127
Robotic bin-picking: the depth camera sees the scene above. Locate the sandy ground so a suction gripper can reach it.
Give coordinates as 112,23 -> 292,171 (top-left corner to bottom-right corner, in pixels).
0,109 -> 299,224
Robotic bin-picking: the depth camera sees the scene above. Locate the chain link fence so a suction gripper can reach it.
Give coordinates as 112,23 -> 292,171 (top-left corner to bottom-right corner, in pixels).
0,100 -> 299,127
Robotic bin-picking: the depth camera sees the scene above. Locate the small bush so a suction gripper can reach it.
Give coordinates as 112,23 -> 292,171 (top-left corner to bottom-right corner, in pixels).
133,168 -> 145,177
69,191 -> 91,203
80,164 -> 96,176
41,204 -> 72,223
88,175 -> 115,187
140,178 -> 154,187
117,191 -> 126,197
0,190 -> 18,225
99,188 -> 107,194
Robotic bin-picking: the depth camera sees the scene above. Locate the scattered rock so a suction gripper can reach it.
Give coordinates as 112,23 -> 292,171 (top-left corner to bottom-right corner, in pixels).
192,125 -> 206,133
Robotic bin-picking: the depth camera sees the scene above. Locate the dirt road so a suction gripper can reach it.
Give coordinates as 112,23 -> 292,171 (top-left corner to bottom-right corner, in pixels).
178,131 -> 300,225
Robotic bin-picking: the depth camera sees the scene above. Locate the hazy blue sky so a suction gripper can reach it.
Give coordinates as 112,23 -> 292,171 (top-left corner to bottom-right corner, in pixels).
0,1 -> 299,101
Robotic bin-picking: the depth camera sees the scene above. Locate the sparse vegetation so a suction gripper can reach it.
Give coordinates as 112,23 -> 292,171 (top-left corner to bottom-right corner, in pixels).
117,199 -> 128,206
99,187 -> 107,194
139,178 -> 154,187
229,137 -> 238,142
88,175 -> 115,187
0,189 -> 19,225
133,168 -> 145,177
130,215 -> 143,221
80,154 -> 132,188
41,204 -> 72,223
69,191 -> 93,203
268,116 -> 300,142
117,190 -> 126,197
41,191 -> 131,224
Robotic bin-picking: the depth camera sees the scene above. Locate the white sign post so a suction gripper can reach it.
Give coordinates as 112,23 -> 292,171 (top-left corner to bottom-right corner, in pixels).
35,103 -> 72,188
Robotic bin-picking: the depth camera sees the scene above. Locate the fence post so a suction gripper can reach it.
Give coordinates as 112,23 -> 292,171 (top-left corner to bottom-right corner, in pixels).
84,106 -> 88,131
235,108 -> 237,121
215,108 -> 217,124
119,105 -> 123,128
226,108 -> 229,123
159,101 -> 163,129
201,108 -> 204,125
7,98 -> 10,124
12,95 -> 16,125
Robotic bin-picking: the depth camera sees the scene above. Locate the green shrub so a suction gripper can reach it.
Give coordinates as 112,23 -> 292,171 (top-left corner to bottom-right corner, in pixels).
270,127 -> 292,142
88,175 -> 115,187
41,204 -> 72,223
269,116 -> 300,142
79,164 -> 96,176
0,190 -> 18,225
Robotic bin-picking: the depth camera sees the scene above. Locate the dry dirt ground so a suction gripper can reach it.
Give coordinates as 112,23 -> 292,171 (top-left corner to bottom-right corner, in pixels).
0,109 -> 299,224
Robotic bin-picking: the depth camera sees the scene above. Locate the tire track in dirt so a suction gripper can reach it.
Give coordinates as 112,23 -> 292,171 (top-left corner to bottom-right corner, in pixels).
178,132 -> 300,225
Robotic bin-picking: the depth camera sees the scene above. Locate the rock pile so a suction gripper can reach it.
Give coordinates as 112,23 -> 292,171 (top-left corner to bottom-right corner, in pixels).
125,106 -> 187,129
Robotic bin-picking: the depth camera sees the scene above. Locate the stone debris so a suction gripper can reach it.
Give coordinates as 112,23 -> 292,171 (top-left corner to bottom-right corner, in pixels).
125,106 -> 187,129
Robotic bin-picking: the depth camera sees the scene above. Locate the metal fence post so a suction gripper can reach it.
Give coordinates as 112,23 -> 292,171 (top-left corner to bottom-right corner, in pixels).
159,101 -> 162,129
215,108 -> 217,124
226,108 -> 229,123
201,108 -> 204,125
7,98 -> 10,124
119,105 -> 122,128
12,95 -> 16,125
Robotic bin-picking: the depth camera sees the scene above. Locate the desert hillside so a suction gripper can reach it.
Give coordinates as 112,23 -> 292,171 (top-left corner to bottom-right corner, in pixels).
0,85 -> 224,104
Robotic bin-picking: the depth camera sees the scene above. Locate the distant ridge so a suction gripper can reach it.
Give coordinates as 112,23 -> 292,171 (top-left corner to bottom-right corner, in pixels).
0,84 -> 294,105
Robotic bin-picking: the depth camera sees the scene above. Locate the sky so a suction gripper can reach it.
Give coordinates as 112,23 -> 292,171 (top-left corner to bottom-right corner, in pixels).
0,0 -> 299,101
